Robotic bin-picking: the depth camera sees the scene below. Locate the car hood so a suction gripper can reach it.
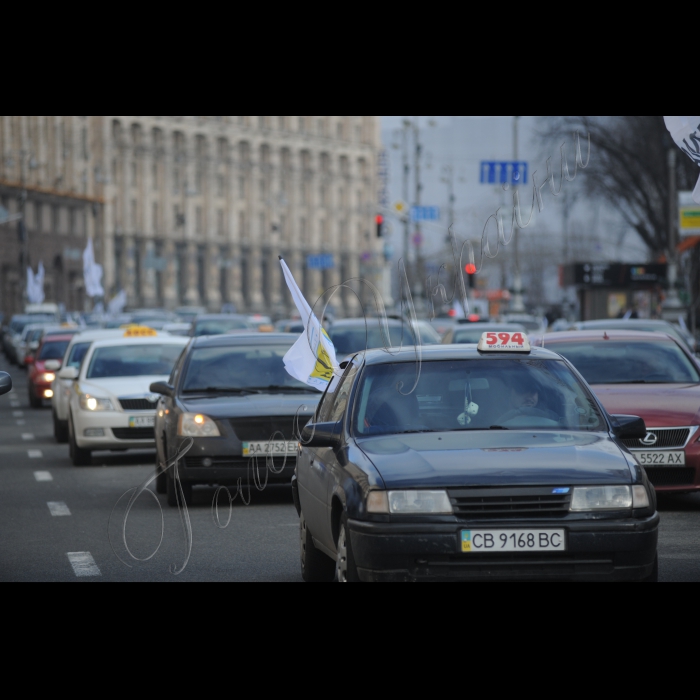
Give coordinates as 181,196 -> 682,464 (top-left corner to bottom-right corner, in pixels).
357,431 -> 631,489
592,383 -> 700,426
180,392 -> 320,418
78,376 -> 169,399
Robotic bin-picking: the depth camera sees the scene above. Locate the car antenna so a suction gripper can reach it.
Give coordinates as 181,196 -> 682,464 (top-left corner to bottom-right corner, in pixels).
603,332 -> 609,340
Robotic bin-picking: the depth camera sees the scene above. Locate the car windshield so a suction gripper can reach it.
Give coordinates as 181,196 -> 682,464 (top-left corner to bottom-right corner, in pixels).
181,344 -> 312,392
550,341 -> 700,384
38,340 -> 70,360
67,342 -> 91,368
329,322 -> 441,356
193,319 -> 250,336
453,326 -> 524,344
86,344 -> 183,379
353,358 -> 604,436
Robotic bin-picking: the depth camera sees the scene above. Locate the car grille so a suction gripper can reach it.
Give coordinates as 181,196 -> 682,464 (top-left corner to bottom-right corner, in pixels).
119,398 -> 157,411
448,487 -> 572,519
112,427 -> 155,440
644,467 -> 696,487
184,456 -> 294,470
622,427 -> 691,449
229,416 -> 302,441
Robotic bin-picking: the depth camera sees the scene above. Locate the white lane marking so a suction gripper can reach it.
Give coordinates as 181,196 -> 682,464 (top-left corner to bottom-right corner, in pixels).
12,411 -> 23,417
10,402 -> 20,408
28,450 -> 43,458
22,433 -> 35,440
47,501 -> 71,516
16,420 -> 25,426
67,552 -> 101,577
34,471 -> 53,482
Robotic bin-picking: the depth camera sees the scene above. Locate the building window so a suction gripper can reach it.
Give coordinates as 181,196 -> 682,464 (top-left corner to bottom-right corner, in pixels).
152,203 -> 159,234
238,176 -> 246,199
239,212 -> 246,240
131,162 -> 137,187
195,207 -> 203,235
173,167 -> 180,194
152,163 -> 159,188
217,209 -> 225,237
216,174 -> 225,197
131,200 -> 137,230
197,246 -> 206,302
35,203 -> 42,233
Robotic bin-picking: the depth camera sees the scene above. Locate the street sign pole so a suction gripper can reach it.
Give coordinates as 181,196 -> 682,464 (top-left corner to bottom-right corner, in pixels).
510,116 -> 526,313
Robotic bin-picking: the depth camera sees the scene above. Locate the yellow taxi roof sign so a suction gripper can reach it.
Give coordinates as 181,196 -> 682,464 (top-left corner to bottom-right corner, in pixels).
123,325 -> 158,337
477,331 -> 531,353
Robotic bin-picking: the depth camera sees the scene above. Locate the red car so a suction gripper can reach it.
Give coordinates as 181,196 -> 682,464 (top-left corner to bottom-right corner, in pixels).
538,330 -> 700,494
27,333 -> 73,408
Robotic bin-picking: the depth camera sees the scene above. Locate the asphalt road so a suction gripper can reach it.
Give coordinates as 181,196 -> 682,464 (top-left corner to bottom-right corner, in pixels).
1,354 -> 699,582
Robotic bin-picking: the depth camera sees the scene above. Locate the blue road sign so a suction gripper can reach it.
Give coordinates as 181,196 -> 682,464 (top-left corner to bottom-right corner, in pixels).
479,161 -> 528,185
307,254 -> 334,270
410,206 -> 440,222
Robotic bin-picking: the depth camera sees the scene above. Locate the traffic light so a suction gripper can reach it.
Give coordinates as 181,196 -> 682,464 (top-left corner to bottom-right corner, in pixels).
376,214 -> 383,238
464,262 -> 476,288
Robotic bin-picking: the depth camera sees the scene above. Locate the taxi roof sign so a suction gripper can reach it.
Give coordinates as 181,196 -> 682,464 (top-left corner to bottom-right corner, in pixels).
477,331 -> 531,353
122,325 -> 158,337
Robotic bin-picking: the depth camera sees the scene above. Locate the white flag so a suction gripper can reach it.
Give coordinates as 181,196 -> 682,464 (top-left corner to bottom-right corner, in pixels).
279,257 -> 340,391
26,262 -> 45,304
664,116 -> 700,203
108,289 -> 127,315
83,238 -> 104,298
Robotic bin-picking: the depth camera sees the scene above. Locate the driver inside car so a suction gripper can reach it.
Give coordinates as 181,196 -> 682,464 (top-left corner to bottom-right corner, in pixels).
495,378 -> 561,425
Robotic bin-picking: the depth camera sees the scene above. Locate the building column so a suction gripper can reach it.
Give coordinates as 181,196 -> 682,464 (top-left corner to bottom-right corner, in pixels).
124,235 -> 137,307
142,238 -> 158,307
184,240 -> 199,305
345,253 -> 361,316
227,246 -> 244,312
162,239 -> 177,308
206,243 -> 222,311
248,246 -> 264,311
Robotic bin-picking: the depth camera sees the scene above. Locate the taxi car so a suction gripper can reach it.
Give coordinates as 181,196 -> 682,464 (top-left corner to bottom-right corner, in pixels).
51,329 -> 140,442
59,329 -> 188,465
535,330 -> 700,494
294,333 -> 658,582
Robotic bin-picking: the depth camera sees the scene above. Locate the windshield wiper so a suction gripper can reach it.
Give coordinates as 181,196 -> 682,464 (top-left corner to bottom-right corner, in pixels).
246,385 -> 320,394
182,387 -> 263,394
489,425 -> 509,430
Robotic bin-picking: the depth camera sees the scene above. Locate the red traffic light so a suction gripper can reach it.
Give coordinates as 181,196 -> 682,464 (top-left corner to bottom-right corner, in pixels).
464,263 -> 476,274
375,214 -> 383,225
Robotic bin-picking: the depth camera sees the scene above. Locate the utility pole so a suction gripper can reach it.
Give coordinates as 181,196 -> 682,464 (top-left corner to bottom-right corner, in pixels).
413,116 -> 423,308
401,121 -> 410,280
510,115 -> 526,312
19,149 -> 29,309
662,147 -> 684,320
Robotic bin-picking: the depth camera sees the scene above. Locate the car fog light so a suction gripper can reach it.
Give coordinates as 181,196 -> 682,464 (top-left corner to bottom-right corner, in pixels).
632,485 -> 650,508
44,389 -> 54,398
570,486 -> 632,511
84,428 -> 105,437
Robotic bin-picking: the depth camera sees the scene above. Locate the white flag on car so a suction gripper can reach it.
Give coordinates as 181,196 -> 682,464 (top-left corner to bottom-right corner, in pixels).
664,116 -> 700,203
26,261 -> 45,304
279,257 -> 340,391
82,238 -> 104,298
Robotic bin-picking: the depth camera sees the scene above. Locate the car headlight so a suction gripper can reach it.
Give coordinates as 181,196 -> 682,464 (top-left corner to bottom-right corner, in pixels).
79,394 -> 114,411
178,413 -> 221,437
570,486 -> 632,511
368,490 -> 453,514
43,372 -> 56,382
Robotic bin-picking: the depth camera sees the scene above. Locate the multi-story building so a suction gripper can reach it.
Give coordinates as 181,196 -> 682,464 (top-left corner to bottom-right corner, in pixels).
0,116 -> 381,318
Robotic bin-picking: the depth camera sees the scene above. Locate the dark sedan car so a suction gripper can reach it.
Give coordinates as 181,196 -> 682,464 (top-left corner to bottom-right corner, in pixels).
293,342 -> 658,582
190,314 -> 252,337
151,333 -> 321,506
441,322 -> 526,344
571,319 -> 694,354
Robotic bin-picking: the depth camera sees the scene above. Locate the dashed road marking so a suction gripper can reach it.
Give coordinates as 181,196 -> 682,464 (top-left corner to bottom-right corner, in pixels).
28,450 -> 43,458
47,501 -> 71,516
67,552 -> 101,577
16,420 -> 25,426
22,433 -> 35,440
34,471 -> 53,482
12,411 -> 23,417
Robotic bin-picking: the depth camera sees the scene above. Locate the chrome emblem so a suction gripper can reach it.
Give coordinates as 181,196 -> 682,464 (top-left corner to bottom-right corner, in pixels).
640,432 -> 658,446
147,394 -> 160,403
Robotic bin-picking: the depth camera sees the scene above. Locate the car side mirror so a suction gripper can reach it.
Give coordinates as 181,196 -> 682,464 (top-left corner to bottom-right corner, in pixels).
611,414 -> 647,440
29,341 -> 40,350
0,372 -> 12,396
301,421 -> 342,448
44,360 -> 61,371
58,367 -> 79,380
150,381 -> 174,398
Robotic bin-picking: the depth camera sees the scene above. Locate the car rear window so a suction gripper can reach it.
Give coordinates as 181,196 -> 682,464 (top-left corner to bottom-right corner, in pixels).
353,358 -> 604,436
38,340 -> 70,360
86,344 -> 183,378
551,341 -> 700,384
181,344 -> 310,392
193,319 -> 250,336
329,322 -> 440,356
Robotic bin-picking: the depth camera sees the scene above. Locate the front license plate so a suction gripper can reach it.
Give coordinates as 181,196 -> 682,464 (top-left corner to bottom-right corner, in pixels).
461,529 -> 566,553
242,441 -> 297,457
129,415 -> 155,428
635,451 -> 685,466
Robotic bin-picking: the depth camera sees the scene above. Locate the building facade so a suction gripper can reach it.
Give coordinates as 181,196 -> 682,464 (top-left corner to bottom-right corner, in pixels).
0,116 -> 381,318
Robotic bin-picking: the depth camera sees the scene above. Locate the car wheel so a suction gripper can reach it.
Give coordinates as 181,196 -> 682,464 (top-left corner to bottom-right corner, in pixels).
28,386 -> 41,409
68,415 -> 91,467
299,510 -> 336,582
641,554 -> 658,582
166,473 -> 192,507
337,513 -> 360,582
155,460 -> 167,495
53,410 -> 68,443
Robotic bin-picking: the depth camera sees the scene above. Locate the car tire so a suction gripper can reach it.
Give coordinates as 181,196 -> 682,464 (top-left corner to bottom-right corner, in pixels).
28,386 -> 41,409
299,510 -> 336,582
53,410 -> 69,443
337,513 -> 360,582
641,554 -> 658,582
68,414 -> 91,467
166,473 -> 193,507
155,462 -> 167,495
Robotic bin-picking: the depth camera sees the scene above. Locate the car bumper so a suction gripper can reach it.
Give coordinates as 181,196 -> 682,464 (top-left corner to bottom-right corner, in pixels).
347,515 -> 659,582
73,410 -> 156,450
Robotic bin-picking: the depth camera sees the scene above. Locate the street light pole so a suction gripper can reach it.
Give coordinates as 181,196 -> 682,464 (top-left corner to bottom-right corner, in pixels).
510,115 -> 526,313
662,147 -> 684,320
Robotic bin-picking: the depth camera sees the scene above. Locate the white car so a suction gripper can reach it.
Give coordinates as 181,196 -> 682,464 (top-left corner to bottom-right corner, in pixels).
51,329 -> 136,443
59,332 -> 189,465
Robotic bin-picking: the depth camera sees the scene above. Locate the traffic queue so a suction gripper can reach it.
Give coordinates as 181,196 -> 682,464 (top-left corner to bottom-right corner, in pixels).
1,302 -> 697,582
